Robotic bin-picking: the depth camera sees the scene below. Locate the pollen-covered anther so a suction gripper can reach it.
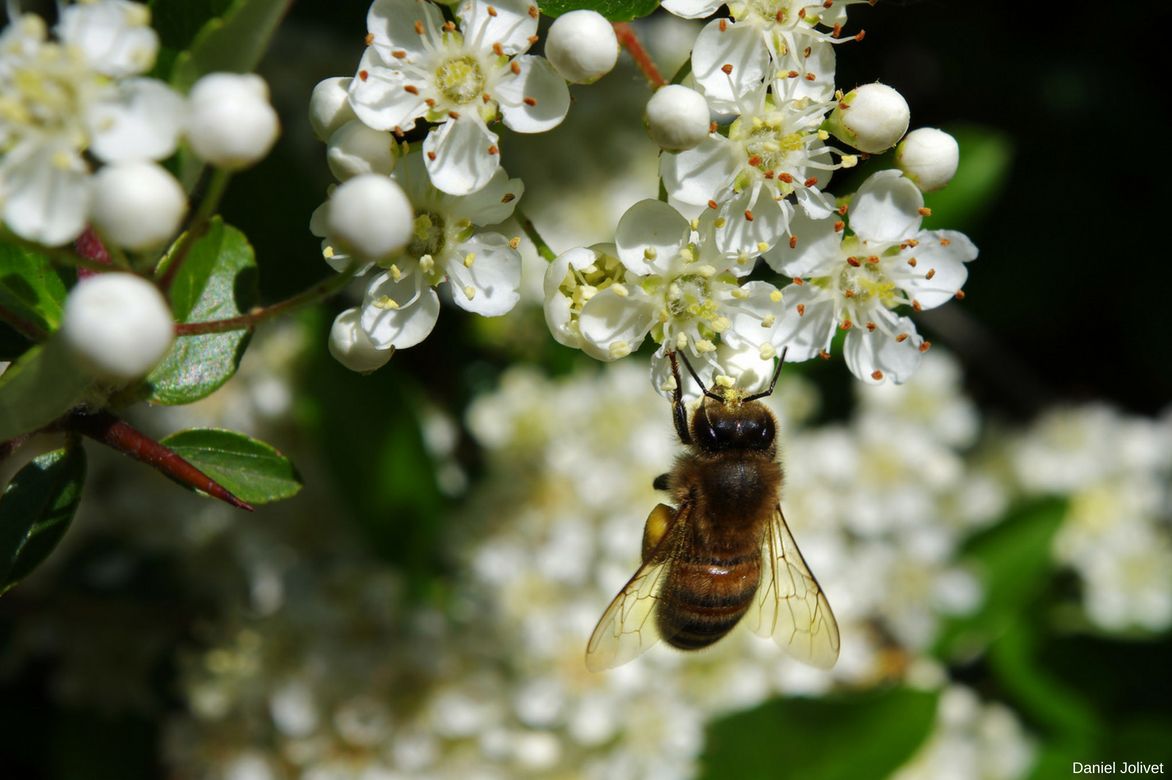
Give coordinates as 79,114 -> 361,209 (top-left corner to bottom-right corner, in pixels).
796,303 -> 806,316
528,5 -> 539,18
871,369 -> 883,380
798,7 -> 807,18
443,21 -> 456,31
508,236 -> 521,249
769,289 -> 783,303
424,98 -> 437,108
695,339 -> 717,353
427,151 -> 437,160
804,176 -> 818,187
840,319 -> 852,330
392,49 -> 407,59
721,63 -> 734,75
832,22 -> 843,37
955,290 -> 966,300
907,257 -> 917,267
759,343 -> 777,360
709,121 -> 718,134
643,247 -> 657,261
895,332 -> 908,342
837,204 -> 849,216
414,20 -> 425,34
523,96 -> 537,106
818,349 -> 831,360
493,42 -> 505,56
764,170 -> 775,179
707,199 -> 719,210
919,340 -> 932,352
711,315 -> 731,332
528,35 -> 539,45
833,221 -> 845,233
612,283 -> 630,297
786,70 -> 800,79
448,110 -> 461,119
789,235 -> 798,249
487,145 -> 499,155
793,276 -> 804,285
747,154 -> 762,167
805,73 -> 816,82
925,268 -> 936,280
866,321 -> 876,332
756,241 -> 769,253
712,217 -> 728,229
744,210 -> 754,221
486,5 -> 498,16
364,33 -> 375,45
912,299 -> 923,312
918,207 -> 932,217
404,85 -> 420,95
847,255 -> 861,267
854,30 -> 866,42
359,70 -> 370,81
843,289 -> 855,298
375,295 -> 399,310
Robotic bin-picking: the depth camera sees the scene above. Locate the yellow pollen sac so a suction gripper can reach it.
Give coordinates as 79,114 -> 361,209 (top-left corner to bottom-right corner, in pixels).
419,254 -> 435,273
730,288 -> 749,300
463,285 -> 476,299
463,252 -> 476,268
840,154 -> 859,168
679,246 -> 696,263
375,295 -> 399,310
714,374 -> 734,389
710,316 -> 731,333
769,289 -> 783,303
609,340 -> 632,359
390,264 -> 403,281
675,332 -> 688,350
695,338 -> 717,353
643,247 -> 658,261
413,214 -> 434,240
817,129 -> 830,140
696,264 -> 716,277
689,218 -> 700,231
761,314 -> 776,328
611,283 -> 630,297
714,217 -> 728,229
756,241 -> 769,253
579,284 -> 598,301
323,246 -> 336,259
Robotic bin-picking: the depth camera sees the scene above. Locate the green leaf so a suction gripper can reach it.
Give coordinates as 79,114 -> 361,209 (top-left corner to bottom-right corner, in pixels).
160,428 -> 301,504
700,687 -> 940,780
0,336 -> 93,441
166,0 -> 292,91
0,446 -> 86,594
0,243 -> 69,335
935,498 -> 1067,660
922,125 -> 1014,233
539,0 -> 659,21
145,219 -> 258,405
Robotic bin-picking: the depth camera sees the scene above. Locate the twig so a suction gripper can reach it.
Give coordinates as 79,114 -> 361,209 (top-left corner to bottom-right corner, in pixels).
515,207 -> 557,263
613,22 -> 666,89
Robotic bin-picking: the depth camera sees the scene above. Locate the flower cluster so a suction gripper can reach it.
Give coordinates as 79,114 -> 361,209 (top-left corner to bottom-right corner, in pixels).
0,1 -> 278,249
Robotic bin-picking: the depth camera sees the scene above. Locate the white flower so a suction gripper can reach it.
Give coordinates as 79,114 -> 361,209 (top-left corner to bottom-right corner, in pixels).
544,10 -> 619,85
0,4 -> 183,246
61,271 -> 174,381
340,151 -> 524,350
897,127 -> 960,192
826,82 -> 910,154
186,73 -> 280,170
548,199 -> 789,377
644,84 -> 710,152
765,170 -> 978,384
89,160 -> 187,250
348,0 -> 570,195
329,307 -> 394,373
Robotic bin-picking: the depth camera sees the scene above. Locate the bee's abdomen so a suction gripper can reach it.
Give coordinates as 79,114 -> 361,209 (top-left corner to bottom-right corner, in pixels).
658,555 -> 760,651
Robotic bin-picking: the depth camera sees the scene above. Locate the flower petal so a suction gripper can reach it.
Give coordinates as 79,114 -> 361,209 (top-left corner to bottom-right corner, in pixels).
795,185 -> 836,220
445,166 -> 523,226
348,48 -> 428,132
614,199 -> 690,276
843,317 -> 923,384
898,229 -> 977,309
444,232 -> 522,316
721,280 -> 788,351
366,0 -> 444,61
458,0 -> 538,56
579,286 -> 655,361
691,20 -> 769,112
660,136 -> 739,209
770,282 -> 837,362
710,187 -> 790,266
497,55 -> 570,134
57,0 -> 158,78
422,115 -> 500,195
88,78 -> 185,163
661,0 -> 724,19
360,271 -> 440,349
762,208 -> 841,277
849,169 -> 923,244
0,141 -> 91,246
772,36 -> 836,103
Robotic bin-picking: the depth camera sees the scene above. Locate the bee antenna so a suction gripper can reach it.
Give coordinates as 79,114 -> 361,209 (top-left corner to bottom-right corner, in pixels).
677,351 -> 723,402
743,347 -> 788,402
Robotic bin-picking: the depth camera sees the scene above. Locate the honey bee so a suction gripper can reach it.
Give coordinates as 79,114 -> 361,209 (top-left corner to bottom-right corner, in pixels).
585,351 -> 839,672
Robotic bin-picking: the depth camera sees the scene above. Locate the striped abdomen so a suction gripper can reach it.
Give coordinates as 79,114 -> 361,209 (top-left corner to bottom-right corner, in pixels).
657,552 -> 761,650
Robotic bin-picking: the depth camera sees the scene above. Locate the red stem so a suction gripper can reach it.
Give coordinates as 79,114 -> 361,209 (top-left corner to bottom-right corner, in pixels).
613,22 -> 666,89
73,228 -> 112,279
69,411 -> 254,511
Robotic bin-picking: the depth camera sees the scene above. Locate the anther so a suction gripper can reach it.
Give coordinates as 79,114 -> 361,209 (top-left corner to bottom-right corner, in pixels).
488,145 -> 499,155
364,33 -> 375,45
464,285 -> 476,299
789,235 -> 798,249
955,290 -> 966,300
918,207 -> 932,217
744,210 -> 754,221
866,321 -> 876,331
424,98 -> 436,107
866,255 -> 879,264
720,19 -> 728,31
487,5 -> 498,16
523,96 -> 537,106
707,199 -> 719,210
493,42 -> 505,56
895,332 -> 908,342
511,61 -> 521,75
840,319 -> 852,330
837,204 -> 848,216
855,30 -> 866,42
709,121 -> 718,134
747,154 -> 762,167
501,193 -> 516,203
464,252 -> 476,268
443,21 -> 456,31
940,237 -> 951,247
787,70 -> 800,79
392,49 -> 407,59
528,5 -> 539,17
832,22 -> 843,38
448,110 -> 461,119
871,370 -> 883,380
818,349 -> 831,360
528,35 -> 539,45
509,236 -> 521,249
427,151 -> 437,160
833,221 -> 845,232
907,257 -> 917,267
796,303 -> 806,316
804,176 -> 818,187
359,70 -> 369,81
414,20 -> 425,34
778,173 -> 794,183
404,85 -> 419,95
721,64 -> 734,75
847,256 -> 861,267
793,276 -> 804,285
912,299 -> 922,312
925,268 -> 936,280
919,340 -> 932,352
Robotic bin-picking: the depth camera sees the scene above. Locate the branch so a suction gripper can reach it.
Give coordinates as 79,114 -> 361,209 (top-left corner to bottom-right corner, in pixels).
613,22 -> 666,89
516,208 -> 557,263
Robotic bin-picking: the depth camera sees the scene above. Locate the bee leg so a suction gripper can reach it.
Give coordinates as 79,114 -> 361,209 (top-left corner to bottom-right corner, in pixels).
668,352 -> 692,444
652,473 -> 670,491
642,503 -> 676,563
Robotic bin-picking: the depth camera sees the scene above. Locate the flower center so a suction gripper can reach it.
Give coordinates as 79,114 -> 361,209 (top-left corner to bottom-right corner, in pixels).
0,41 -> 98,152
434,55 -> 485,107
408,212 -> 446,261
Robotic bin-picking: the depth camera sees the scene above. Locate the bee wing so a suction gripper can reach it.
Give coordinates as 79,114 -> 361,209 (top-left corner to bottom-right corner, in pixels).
748,505 -> 840,669
585,504 -> 690,672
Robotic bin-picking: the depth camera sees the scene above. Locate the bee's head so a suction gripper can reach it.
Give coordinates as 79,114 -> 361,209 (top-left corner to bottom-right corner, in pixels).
692,398 -> 776,453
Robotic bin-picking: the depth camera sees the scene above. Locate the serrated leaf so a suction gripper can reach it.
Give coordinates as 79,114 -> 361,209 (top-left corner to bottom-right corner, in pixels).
160,428 -> 301,504
934,498 -> 1067,660
539,0 -> 659,21
0,446 -> 86,594
145,219 -> 258,405
168,0 -> 292,91
700,687 -> 940,780
0,243 -> 70,335
0,336 -> 93,441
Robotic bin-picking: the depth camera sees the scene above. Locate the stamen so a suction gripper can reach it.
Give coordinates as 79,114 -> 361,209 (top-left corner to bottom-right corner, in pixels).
919,340 -> 932,352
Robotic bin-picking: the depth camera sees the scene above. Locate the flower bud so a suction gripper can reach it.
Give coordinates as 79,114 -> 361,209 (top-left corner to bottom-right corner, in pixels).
645,84 -> 710,152
827,82 -> 910,154
89,161 -> 187,250
187,73 -> 280,170
329,307 -> 393,373
309,76 -> 356,142
61,272 -> 174,381
896,127 -> 959,192
544,10 -> 619,84
326,174 -> 414,262
327,120 -> 398,181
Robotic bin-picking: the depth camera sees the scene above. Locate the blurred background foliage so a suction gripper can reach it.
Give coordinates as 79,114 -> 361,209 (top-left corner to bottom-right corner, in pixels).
1,1 -> 1170,778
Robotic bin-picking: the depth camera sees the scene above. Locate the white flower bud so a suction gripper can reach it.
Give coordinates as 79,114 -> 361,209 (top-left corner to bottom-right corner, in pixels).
187,73 -> 280,170
896,127 -> 960,192
326,120 -> 397,181
645,84 -> 710,152
544,10 -> 619,85
827,82 -> 910,154
89,161 -> 187,250
326,174 -> 414,262
309,76 -> 356,142
62,272 -> 174,381
329,307 -> 393,373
